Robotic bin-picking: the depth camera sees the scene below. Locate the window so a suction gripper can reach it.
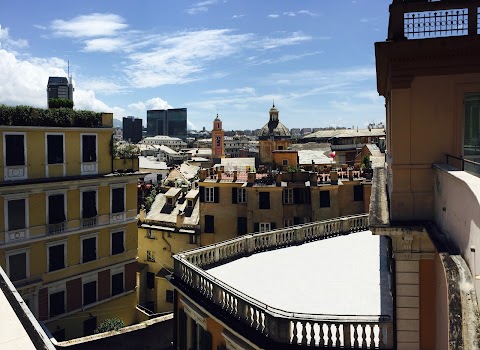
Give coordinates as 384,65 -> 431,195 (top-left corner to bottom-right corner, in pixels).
167,197 -> 174,206
282,159 -> 288,166
48,194 -> 65,224
47,134 -> 64,164
293,188 -> 309,204
284,218 -> 293,227
111,231 -> 125,255
283,188 -> 293,204
237,188 -> 247,203
166,290 -> 174,303
147,272 -> 155,289
354,185 -> 364,202
259,192 -> 270,209
82,135 -> 97,162
7,198 -> 26,231
5,134 -> 25,166
48,243 -> 65,272
147,229 -> 155,239
111,272 -> 124,296
189,234 -> 197,244
205,187 -> 215,202
111,188 -> 125,213
464,94 -> 480,168
320,191 -> 331,208
82,236 -> 97,263
237,217 -> 247,235
278,145 -> 284,150
259,222 -> 271,232
83,280 -> 97,306
82,191 -> 97,219
187,199 -> 194,208
49,290 -> 65,317
6,250 -> 28,282
147,250 -> 155,262
205,215 -> 214,233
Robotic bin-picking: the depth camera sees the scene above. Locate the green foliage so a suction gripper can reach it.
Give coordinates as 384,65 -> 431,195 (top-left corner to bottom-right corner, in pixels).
0,104 -> 102,127
287,166 -> 300,173
113,142 -> 140,158
94,318 -> 125,334
144,188 -> 157,212
362,155 -> 370,169
48,98 -> 74,109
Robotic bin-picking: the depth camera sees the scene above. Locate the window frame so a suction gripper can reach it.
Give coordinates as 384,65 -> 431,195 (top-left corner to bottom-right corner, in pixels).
146,250 -> 155,262
4,193 -> 29,235
319,190 -> 331,208
45,132 -> 65,166
110,230 -> 125,255
259,192 -> 270,209
80,233 -> 98,263
5,247 -> 29,282
237,188 -> 247,204
46,240 -> 67,272
259,222 -> 271,232
282,159 -> 288,166
3,132 -> 27,181
283,218 -> 294,228
80,133 -> 98,163
204,215 -> 215,233
46,190 -> 67,225
110,184 -> 126,214
48,282 -> 66,318
82,273 -> 98,307
283,188 -> 294,204
353,185 -> 364,202
205,187 -> 215,202
111,266 -> 124,297
80,187 -> 98,219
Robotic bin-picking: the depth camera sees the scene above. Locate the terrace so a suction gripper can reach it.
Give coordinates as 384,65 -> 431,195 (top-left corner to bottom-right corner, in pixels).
170,214 -> 394,348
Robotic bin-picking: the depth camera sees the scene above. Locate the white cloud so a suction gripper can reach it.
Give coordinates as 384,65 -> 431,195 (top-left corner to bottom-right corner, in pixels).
261,32 -> 312,49
0,49 -> 126,118
298,10 -> 318,16
283,12 -> 296,17
232,14 -> 244,19
83,37 -> 128,52
50,13 -> 128,38
267,14 -> 279,18
0,26 -> 28,49
205,87 -> 255,95
128,97 -> 173,112
186,0 -> 218,15
79,78 -> 126,95
125,29 -> 253,88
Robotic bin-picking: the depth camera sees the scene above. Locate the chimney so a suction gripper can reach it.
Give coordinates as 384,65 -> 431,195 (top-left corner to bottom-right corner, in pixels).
276,173 -> 282,186
330,170 -> 338,185
217,169 -> 222,181
200,169 -> 207,180
176,211 -> 185,228
233,170 -> 238,181
247,172 -> 256,184
310,171 -> 317,184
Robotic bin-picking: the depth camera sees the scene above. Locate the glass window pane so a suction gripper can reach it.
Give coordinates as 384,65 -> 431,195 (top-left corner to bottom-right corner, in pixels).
9,252 -> 26,281
8,199 -> 25,231
47,135 -> 64,164
5,135 -> 25,166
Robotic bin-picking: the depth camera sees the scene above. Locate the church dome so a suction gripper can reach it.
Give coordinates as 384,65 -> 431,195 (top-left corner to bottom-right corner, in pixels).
258,104 -> 291,140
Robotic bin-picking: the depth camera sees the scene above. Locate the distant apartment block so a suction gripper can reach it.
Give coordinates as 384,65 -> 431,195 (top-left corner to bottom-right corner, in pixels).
122,116 -> 143,143
47,77 -> 73,103
146,108 -> 187,139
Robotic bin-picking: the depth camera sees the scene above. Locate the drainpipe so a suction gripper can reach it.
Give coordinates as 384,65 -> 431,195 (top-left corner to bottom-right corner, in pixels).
162,232 -> 172,254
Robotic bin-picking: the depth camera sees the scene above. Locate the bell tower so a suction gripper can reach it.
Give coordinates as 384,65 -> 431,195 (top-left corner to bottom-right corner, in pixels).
212,114 -> 225,162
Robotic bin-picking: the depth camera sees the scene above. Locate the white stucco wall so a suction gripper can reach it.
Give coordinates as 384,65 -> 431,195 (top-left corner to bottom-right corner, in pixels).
433,164 -> 480,305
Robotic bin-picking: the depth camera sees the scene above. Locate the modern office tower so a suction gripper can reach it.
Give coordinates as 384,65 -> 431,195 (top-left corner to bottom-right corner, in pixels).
146,108 -> 187,139
47,77 -> 74,103
122,116 -> 143,143
0,108 -> 140,340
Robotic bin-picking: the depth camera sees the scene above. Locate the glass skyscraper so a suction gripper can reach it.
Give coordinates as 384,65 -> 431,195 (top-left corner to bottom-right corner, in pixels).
146,108 -> 187,139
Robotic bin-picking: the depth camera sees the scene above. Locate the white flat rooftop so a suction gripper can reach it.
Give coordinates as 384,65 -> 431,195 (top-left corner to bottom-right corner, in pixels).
208,231 -> 391,317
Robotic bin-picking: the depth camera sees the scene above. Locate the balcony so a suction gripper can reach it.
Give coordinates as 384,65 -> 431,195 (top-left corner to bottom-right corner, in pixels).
81,216 -> 98,228
47,222 -> 65,235
171,215 -> 394,348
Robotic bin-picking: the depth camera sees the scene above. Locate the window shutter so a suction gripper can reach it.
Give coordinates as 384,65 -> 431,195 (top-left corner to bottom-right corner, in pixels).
271,222 -> 276,230
232,187 -> 238,204
214,187 -> 219,203
178,309 -> 187,350
200,329 -> 212,350
254,223 -> 259,232
199,187 -> 205,202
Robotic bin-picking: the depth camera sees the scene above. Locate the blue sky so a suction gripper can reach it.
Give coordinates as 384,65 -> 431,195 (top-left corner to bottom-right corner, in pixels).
0,0 -> 390,131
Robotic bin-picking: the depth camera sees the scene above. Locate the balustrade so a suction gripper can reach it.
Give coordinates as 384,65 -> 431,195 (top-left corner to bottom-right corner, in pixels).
173,214 -> 392,348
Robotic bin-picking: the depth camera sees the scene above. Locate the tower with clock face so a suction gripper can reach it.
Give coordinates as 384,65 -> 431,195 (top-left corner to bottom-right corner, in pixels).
212,114 -> 225,162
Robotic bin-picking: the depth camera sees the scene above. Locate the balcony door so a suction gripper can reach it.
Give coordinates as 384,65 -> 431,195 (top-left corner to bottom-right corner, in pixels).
464,94 -> 480,173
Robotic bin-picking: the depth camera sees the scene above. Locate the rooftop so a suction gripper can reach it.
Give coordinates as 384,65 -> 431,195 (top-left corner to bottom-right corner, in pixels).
303,128 -> 385,140
208,230 -> 391,316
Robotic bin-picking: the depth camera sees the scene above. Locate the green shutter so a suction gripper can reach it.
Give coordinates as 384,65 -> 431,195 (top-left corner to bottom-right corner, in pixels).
214,187 -> 219,203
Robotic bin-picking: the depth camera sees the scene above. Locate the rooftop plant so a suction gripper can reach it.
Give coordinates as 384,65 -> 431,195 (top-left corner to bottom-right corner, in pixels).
0,104 -> 102,127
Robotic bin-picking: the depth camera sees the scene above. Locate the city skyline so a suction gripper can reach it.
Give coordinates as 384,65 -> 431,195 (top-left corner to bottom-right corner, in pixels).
0,0 -> 389,130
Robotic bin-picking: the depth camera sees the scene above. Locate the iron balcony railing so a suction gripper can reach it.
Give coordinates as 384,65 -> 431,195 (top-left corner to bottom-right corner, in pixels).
172,215 -> 394,348
445,153 -> 480,173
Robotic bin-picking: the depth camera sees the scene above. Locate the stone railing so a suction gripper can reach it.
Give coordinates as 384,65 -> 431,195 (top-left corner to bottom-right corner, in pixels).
173,214 -> 394,348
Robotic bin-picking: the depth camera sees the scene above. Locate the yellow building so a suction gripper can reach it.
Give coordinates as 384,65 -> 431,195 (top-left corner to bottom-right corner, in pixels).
258,104 -> 292,165
198,167 -> 371,245
137,187 -> 200,314
372,1 -> 480,349
0,107 -> 140,340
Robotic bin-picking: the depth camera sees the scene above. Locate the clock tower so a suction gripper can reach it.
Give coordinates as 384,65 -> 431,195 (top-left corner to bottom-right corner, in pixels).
212,114 -> 225,163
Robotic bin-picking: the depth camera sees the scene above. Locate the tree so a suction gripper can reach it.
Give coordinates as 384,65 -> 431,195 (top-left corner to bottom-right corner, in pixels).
94,318 -> 125,334
48,98 -> 74,109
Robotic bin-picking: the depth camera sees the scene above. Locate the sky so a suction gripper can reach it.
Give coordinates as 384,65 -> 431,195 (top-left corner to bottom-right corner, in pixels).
0,0 -> 390,131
